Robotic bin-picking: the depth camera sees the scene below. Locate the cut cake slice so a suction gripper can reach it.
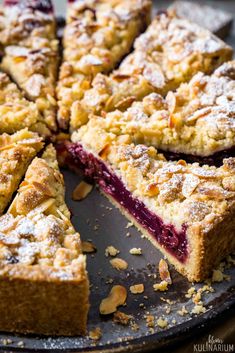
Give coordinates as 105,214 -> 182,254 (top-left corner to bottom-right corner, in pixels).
0,145 -> 89,336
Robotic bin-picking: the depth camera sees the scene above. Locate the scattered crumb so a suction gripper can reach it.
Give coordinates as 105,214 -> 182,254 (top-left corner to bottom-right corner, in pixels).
130,284 -> 144,294
212,269 -> 224,282
129,248 -> 142,255
72,181 -> 93,201
172,318 -> 177,324
191,303 -> 206,315
17,341 -> 25,347
157,317 -> 168,329
105,278 -> 114,284
126,222 -> 134,229
145,315 -> 154,328
165,305 -> 171,314
89,327 -> 102,341
130,322 -> 139,331
160,297 -> 175,305
185,286 -> 196,298
177,305 -> 188,316
113,311 -> 132,325
82,241 -> 97,253
105,246 -> 120,257
153,280 -> 168,292
110,258 -> 128,271
126,232 -> 131,237
2,339 -> 13,345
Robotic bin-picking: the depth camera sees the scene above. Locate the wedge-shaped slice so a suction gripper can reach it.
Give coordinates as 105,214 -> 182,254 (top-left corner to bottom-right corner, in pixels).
0,145 -> 89,336
0,0 -> 58,131
65,124 -> 235,282
70,11 -> 233,129
57,0 -> 151,129
75,62 -> 235,158
0,129 -> 43,215
0,72 -> 51,137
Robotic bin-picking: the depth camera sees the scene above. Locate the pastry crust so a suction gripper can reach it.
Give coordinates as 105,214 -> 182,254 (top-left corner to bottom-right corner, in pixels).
70,11 -> 233,129
0,145 -> 89,336
74,61 -> 235,157
71,123 -> 235,281
0,128 -> 44,215
0,71 -> 51,137
0,0 -> 58,131
57,0 -> 151,129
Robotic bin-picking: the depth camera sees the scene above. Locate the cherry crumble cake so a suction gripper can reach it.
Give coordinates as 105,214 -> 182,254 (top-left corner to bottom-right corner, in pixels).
69,11 -> 233,129
0,0 -> 234,338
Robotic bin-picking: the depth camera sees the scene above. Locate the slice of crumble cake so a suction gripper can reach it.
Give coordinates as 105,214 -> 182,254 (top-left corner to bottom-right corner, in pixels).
0,128 -> 44,215
73,61 -> 235,157
70,11 -> 233,129
59,123 -> 235,282
0,145 -> 89,336
0,72 -> 51,137
57,0 -> 151,129
0,0 -> 59,131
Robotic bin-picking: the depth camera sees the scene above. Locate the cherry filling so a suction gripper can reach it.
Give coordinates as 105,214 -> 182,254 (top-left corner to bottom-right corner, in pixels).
58,142 -> 188,263
4,0 -> 54,14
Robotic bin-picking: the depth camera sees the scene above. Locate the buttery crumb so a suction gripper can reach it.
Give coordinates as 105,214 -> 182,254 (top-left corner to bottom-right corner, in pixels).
191,303 -> 206,315
17,341 -> 25,347
212,269 -> 224,282
153,280 -> 168,292
177,305 -> 188,316
172,318 -> 177,324
2,339 -> 12,345
89,327 -> 102,340
113,311 -> 132,325
105,246 -> 120,257
145,315 -> 154,328
126,222 -> 134,229
131,322 -> 139,331
130,284 -> 144,294
157,317 -> 168,329
129,248 -> 142,255
165,305 -> 171,314
185,286 -> 196,298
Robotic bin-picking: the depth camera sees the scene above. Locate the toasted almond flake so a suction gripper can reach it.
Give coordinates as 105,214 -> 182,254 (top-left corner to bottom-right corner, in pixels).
158,259 -> 172,284
153,280 -> 169,292
129,248 -> 142,255
130,284 -> 144,294
110,258 -> 128,271
99,285 -> 127,315
105,246 -> 120,257
89,327 -> 102,340
72,181 -> 93,201
113,311 -> 132,325
82,241 -> 97,253
157,317 -> 168,329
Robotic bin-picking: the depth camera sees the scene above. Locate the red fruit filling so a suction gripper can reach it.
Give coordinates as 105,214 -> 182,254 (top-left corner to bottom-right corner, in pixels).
57,142 -> 188,263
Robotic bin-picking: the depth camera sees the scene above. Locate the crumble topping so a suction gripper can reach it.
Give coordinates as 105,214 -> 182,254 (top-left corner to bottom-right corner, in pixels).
0,129 -> 43,215
70,12 -> 232,129
129,284 -> 144,294
105,245 -> 120,257
0,0 -> 58,131
75,60 -> 235,156
57,0 -> 151,129
129,248 -> 142,255
72,124 -> 235,230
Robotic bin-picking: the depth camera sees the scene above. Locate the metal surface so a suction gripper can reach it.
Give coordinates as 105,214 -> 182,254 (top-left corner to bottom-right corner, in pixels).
0,1 -> 235,352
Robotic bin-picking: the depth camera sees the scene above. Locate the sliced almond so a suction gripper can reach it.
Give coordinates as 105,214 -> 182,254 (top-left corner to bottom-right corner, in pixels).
130,284 -> 144,294
110,258 -> 128,271
158,259 -> 172,284
72,181 -> 93,201
99,285 -> 127,315
82,241 -> 97,253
